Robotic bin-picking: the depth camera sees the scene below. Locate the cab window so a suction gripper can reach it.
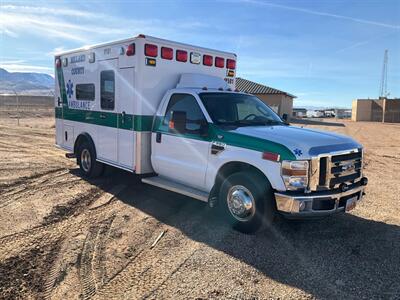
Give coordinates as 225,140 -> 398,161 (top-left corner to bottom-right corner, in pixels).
163,93 -> 206,132
100,70 -> 115,110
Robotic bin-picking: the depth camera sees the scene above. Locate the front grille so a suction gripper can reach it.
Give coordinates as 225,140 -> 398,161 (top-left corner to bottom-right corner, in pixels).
310,149 -> 363,191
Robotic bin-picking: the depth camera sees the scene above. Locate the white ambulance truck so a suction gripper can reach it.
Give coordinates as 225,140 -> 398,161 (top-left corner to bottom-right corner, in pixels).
55,34 -> 368,232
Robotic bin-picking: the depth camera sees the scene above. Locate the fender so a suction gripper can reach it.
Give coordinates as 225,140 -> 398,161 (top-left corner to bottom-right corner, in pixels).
74,132 -> 96,157
205,145 -> 286,192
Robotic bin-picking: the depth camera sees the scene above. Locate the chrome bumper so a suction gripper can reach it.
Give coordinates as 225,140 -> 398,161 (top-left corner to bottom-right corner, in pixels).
275,185 -> 366,218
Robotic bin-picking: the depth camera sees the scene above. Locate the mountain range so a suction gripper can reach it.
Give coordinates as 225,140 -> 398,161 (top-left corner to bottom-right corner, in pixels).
0,68 -> 54,95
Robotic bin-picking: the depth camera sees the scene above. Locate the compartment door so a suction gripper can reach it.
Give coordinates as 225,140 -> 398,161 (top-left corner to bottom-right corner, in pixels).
97,59 -> 118,163
117,67 -> 135,170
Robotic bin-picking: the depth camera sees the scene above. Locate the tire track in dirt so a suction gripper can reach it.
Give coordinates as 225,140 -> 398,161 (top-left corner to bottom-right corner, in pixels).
0,186 -> 108,260
93,204 -> 209,300
0,167 -> 67,190
0,183 -> 128,298
78,215 -> 116,300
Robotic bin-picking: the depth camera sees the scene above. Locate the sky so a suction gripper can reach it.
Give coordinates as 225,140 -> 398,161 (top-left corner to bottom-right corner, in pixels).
0,0 -> 399,107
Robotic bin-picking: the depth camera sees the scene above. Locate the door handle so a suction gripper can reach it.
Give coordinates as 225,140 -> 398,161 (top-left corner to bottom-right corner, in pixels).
156,132 -> 162,143
100,113 -> 106,119
121,111 -> 126,124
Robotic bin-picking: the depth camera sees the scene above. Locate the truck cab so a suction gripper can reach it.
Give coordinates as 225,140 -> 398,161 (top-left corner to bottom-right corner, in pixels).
141,74 -> 368,232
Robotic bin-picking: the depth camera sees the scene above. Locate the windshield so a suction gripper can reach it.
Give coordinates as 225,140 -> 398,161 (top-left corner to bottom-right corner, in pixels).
199,92 -> 284,127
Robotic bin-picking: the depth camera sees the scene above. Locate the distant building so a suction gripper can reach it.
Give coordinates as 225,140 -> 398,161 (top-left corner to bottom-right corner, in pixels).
335,108 -> 352,119
352,98 -> 400,123
235,78 -> 296,118
292,108 -> 307,118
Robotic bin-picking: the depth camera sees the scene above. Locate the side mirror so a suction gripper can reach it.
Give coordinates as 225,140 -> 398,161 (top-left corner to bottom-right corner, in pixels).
282,113 -> 289,124
169,111 -> 187,133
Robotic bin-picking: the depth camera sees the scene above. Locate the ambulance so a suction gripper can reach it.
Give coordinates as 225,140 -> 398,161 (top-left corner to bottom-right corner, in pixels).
55,34 -> 368,232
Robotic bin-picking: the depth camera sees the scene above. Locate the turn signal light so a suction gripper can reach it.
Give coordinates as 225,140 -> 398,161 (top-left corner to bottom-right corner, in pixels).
145,44 -> 158,57
176,50 -> 187,62
126,43 -> 135,56
215,57 -> 224,68
203,55 -> 213,66
226,59 -> 236,69
55,58 -> 61,68
161,47 -> 173,60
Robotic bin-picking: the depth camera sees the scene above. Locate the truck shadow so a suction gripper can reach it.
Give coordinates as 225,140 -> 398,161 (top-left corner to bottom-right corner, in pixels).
74,168 -> 400,299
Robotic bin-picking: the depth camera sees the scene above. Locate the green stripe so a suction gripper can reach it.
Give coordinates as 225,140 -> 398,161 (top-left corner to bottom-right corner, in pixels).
55,111 -> 153,131
133,115 -> 154,131
153,116 -> 295,161
210,125 -> 296,161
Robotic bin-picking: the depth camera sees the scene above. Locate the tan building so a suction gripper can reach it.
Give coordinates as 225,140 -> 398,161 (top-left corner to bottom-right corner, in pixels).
236,78 -> 296,118
352,98 -> 400,123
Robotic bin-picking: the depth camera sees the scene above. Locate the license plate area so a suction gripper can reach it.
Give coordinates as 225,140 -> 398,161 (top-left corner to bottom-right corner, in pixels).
338,192 -> 360,212
345,196 -> 358,212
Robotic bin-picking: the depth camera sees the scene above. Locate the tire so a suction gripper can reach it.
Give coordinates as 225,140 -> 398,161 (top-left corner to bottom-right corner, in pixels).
219,171 -> 276,233
77,141 -> 104,178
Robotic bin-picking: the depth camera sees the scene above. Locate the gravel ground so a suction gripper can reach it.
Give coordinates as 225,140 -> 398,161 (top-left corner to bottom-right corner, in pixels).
0,117 -> 399,299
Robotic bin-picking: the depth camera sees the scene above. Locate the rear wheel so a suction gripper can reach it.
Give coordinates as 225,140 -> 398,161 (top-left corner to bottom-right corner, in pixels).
219,171 -> 275,233
77,141 -> 104,178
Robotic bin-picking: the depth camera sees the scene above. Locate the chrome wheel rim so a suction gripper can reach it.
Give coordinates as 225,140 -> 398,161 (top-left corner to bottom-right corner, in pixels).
227,185 -> 255,222
81,149 -> 91,172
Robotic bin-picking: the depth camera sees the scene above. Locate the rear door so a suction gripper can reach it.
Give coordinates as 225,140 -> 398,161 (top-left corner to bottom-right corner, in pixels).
117,67 -> 135,169
97,59 -> 118,163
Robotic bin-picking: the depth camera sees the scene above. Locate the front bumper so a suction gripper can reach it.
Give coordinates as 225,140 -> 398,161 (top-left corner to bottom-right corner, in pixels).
274,184 -> 366,219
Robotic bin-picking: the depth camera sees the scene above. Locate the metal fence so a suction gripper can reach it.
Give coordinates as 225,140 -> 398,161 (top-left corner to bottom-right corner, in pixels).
0,94 -> 54,126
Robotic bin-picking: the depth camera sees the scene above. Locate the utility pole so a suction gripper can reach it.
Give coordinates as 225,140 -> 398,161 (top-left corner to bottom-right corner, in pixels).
379,50 -> 389,123
379,49 -> 388,98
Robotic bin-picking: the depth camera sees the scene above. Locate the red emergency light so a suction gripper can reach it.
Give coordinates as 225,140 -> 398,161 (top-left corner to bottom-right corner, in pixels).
176,50 -> 187,62
145,44 -> 158,57
203,55 -> 213,66
226,59 -> 236,70
161,47 -> 173,60
126,43 -> 135,56
215,57 -> 224,68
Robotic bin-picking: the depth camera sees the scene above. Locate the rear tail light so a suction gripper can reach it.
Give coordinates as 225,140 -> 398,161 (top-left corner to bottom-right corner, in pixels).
215,57 -> 224,68
161,47 -> 173,60
226,59 -> 236,69
176,50 -> 187,62
126,43 -> 135,56
145,44 -> 158,57
55,58 -> 61,68
203,55 -> 213,66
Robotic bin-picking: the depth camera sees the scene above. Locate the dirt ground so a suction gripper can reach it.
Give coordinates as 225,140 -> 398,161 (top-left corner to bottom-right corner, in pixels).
0,116 -> 399,300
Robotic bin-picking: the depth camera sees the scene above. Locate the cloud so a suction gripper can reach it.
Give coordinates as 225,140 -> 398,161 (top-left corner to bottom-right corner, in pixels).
0,4 -> 211,44
1,4 -> 98,18
238,0 -> 400,30
0,61 -> 53,75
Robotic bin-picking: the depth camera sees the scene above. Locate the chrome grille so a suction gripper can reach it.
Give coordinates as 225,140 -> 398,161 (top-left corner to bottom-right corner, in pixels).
309,149 -> 363,191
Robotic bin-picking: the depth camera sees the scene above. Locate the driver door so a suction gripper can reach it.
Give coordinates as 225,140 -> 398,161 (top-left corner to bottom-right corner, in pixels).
151,93 -> 210,191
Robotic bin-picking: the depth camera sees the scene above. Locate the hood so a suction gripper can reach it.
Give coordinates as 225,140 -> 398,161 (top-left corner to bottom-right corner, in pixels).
229,125 -> 361,159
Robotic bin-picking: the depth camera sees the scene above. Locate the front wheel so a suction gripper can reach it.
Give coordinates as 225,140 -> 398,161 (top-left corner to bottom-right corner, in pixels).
219,171 -> 275,233
77,142 -> 104,178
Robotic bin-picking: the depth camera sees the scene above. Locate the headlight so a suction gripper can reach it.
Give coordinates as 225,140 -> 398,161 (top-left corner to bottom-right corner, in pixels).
281,160 -> 309,190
